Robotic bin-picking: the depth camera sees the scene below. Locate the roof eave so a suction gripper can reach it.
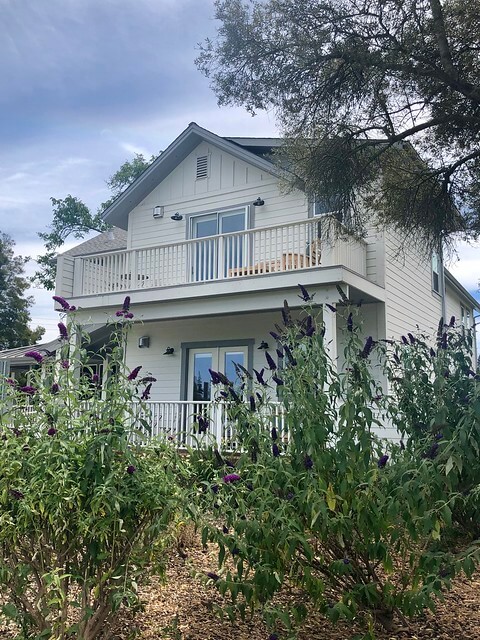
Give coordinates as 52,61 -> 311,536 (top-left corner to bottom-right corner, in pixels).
444,269 -> 480,311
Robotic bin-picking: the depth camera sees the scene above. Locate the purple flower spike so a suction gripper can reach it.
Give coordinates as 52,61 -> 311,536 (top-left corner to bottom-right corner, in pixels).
272,443 -> 280,457
407,333 -> 416,344
139,376 -> 157,384
268,634 -> 279,640
325,303 -> 337,313
401,335 -> 409,345
124,312 -> 134,319
360,336 -> 374,359
50,383 -> 60,394
377,454 -> 389,468
47,427 -> 57,436
304,455 -> 313,470
25,351 -> 44,364
128,366 -> 142,381
6,378 -> 16,386
343,558 -> 350,565
58,322 -> 68,340
254,368 -> 267,386
115,310 -> 124,317
265,351 -> 277,371
126,464 -> 136,474
271,427 -> 278,441
122,296 -> 131,312
141,383 -> 152,400
206,572 -> 219,582
19,385 -> 36,395
9,489 -> 24,500
61,360 -> 69,369
347,313 -> 353,332
52,295 -> 71,310
92,373 -> 100,384
272,375 -> 284,386
298,283 -> 314,302
449,316 -> 456,327
223,473 -> 241,483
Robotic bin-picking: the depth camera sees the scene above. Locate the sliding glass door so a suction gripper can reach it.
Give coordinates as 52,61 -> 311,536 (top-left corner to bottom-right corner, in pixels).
190,208 -> 248,281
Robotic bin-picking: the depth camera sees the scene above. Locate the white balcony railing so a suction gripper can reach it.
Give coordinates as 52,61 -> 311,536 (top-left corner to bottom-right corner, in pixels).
136,400 -> 287,451
67,219 -> 367,297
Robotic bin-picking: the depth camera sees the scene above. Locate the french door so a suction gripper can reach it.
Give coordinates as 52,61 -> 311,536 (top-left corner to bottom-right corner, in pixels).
187,346 -> 248,401
190,208 -> 248,281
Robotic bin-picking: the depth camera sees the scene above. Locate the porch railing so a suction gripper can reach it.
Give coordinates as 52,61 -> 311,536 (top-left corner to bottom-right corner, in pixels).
70,218 -> 367,296
136,400 -> 287,451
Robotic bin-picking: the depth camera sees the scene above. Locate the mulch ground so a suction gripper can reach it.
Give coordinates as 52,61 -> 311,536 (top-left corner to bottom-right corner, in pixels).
1,533 -> 479,640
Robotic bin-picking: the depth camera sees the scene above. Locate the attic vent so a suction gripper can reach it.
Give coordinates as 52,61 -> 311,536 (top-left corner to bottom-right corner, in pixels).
196,155 -> 209,180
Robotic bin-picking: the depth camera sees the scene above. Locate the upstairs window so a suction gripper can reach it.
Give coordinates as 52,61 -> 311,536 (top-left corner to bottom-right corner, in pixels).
431,252 -> 440,294
196,155 -> 209,180
312,194 -> 342,217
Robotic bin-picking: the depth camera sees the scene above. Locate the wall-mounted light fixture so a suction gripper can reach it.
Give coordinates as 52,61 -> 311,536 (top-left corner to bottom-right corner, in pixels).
153,206 -> 164,219
171,212 -> 183,221
257,340 -> 269,350
163,347 -> 175,355
138,336 -> 150,349
253,197 -> 265,207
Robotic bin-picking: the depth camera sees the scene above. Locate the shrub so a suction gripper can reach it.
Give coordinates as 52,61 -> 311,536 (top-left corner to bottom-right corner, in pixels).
0,299 -> 185,640
192,289 -> 480,638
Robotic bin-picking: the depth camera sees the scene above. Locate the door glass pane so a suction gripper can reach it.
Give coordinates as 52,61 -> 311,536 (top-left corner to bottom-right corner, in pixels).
192,215 -> 218,282
224,351 -> 245,393
220,211 -> 246,276
192,353 -> 212,401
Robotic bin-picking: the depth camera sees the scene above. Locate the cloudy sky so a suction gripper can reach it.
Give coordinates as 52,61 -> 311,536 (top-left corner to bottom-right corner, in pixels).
0,0 -> 478,342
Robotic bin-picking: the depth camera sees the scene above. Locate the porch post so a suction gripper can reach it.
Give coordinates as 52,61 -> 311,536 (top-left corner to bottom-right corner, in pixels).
323,304 -> 338,369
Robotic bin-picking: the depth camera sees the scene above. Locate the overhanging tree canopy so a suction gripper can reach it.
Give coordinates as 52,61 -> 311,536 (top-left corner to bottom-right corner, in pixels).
197,0 -> 480,251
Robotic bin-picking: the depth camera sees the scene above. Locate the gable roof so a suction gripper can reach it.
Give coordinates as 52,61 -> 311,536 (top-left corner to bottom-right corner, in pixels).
102,123 -> 283,229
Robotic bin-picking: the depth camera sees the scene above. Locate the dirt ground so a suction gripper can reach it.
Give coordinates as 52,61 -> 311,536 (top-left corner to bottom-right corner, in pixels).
1,536 -> 479,640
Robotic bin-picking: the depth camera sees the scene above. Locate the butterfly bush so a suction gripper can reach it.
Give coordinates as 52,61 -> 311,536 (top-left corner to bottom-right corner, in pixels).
0,298 -> 185,640
190,286 -> 480,639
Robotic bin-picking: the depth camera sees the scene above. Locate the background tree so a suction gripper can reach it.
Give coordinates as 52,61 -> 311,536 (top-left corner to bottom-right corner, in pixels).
34,153 -> 155,289
0,233 -> 44,349
197,0 -> 480,251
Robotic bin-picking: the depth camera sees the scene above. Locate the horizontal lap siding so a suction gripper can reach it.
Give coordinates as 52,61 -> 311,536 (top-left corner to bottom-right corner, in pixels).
384,230 -> 442,339
128,142 -> 307,250
124,311 -> 284,402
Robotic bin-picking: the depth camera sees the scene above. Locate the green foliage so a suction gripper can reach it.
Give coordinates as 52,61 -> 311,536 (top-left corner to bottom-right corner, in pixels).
0,232 -> 44,349
384,320 -> 480,538
0,301 -> 184,640
198,0 -> 480,250
34,153 -> 155,290
191,290 -> 480,638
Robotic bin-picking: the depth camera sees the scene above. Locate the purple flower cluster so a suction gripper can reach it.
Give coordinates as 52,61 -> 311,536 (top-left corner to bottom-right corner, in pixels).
377,454 -> 389,468
25,351 -> 44,364
360,336 -> 375,359
9,488 -> 24,500
19,385 -> 36,396
115,296 -> 134,319
298,283 -> 314,302
50,383 -> 60,395
209,369 -> 231,385
47,427 -> 57,436
223,473 -> 241,483
206,572 -> 219,582
52,296 -> 76,312
126,464 -> 136,474
304,455 -> 313,470
128,365 -> 143,381
141,383 -> 152,400
58,322 -> 68,340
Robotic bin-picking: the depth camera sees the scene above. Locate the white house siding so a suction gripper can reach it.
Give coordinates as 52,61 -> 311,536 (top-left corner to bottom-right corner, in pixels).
383,230 -> 442,339
127,141 -> 308,251
124,310 -> 291,402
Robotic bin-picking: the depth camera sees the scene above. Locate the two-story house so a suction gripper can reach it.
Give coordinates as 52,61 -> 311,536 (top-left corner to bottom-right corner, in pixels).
54,122 -> 478,444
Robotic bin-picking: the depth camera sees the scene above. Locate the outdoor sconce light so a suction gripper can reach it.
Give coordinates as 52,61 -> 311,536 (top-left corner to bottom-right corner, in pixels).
258,340 -> 269,350
163,347 -> 175,355
253,197 -> 265,207
138,336 -> 150,349
153,206 -> 164,219
171,212 -> 183,221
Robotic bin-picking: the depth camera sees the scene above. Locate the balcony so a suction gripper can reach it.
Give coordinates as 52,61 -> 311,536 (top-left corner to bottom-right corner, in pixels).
60,219 -> 367,298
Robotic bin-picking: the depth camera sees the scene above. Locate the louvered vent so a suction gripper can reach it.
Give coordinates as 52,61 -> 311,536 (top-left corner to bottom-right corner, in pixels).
196,155 -> 208,180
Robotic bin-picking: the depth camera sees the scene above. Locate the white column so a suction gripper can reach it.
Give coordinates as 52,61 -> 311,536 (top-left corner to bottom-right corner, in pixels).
323,304 -> 338,369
